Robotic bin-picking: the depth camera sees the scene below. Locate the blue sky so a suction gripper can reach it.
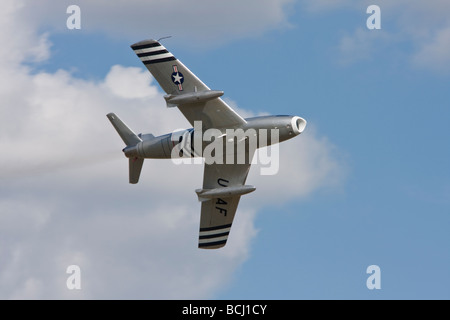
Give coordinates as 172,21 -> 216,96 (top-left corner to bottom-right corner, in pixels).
1,0 -> 449,299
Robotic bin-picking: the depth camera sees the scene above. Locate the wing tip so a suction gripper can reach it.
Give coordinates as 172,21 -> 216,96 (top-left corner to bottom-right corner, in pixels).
130,39 -> 159,50
198,240 -> 227,249
198,223 -> 231,249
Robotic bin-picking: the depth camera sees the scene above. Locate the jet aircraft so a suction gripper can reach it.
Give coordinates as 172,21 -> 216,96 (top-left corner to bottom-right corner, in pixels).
107,39 -> 306,249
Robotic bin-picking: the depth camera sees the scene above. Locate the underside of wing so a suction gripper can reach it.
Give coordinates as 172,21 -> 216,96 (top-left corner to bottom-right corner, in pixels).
199,196 -> 241,249
197,162 -> 254,249
131,39 -> 246,130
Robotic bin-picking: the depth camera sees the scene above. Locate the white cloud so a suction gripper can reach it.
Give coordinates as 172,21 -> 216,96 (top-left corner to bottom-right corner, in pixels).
21,0 -> 294,46
249,126 -> 346,203
302,0 -> 450,72
0,0 -> 344,299
338,28 -> 379,64
411,26 -> 450,73
103,65 -> 159,99
301,0 -> 352,12
379,0 -> 450,73
0,2 -> 50,67
337,26 -> 395,66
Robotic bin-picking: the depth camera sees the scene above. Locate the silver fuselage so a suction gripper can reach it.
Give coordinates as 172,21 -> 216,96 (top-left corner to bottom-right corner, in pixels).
123,115 -> 306,160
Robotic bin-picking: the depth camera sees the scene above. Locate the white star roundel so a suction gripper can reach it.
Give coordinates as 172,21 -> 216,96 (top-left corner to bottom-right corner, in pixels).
172,71 -> 184,85
171,65 -> 184,91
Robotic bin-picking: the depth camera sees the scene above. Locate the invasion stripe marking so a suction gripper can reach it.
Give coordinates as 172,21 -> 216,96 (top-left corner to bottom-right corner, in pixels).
200,223 -> 232,232
131,42 -> 161,51
137,49 -> 169,57
199,231 -> 230,240
199,227 -> 231,237
134,46 -> 167,55
142,56 -> 177,65
199,239 -> 227,248
140,52 -> 174,62
199,235 -> 228,243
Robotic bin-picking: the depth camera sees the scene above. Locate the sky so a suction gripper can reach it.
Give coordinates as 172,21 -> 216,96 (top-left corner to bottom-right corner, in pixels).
0,0 -> 449,299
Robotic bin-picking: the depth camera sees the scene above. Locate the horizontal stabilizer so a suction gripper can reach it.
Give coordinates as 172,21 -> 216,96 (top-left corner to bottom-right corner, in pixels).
164,90 -> 224,108
107,113 -> 142,147
195,185 -> 256,202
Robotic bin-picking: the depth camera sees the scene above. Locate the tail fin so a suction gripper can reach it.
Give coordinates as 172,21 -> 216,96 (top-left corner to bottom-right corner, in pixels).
106,113 -> 144,184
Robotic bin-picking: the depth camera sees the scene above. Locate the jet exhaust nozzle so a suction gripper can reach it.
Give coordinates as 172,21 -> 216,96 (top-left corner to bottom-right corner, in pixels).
123,145 -> 139,158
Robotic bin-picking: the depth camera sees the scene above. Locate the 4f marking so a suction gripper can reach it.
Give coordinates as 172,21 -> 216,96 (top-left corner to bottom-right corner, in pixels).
216,178 -> 229,216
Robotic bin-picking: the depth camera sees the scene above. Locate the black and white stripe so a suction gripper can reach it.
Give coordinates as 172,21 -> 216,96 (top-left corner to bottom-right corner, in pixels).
131,41 -> 176,65
198,224 -> 232,248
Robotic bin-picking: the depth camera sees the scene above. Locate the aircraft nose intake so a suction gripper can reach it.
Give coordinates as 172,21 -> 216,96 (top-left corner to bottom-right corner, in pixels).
291,116 -> 307,135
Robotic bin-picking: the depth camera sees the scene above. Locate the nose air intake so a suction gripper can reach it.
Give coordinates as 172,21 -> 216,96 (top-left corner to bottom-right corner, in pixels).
291,116 -> 307,135
107,113 -> 144,184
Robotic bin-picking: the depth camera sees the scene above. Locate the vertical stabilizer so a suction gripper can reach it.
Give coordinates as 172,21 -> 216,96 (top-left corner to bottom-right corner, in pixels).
107,113 -> 144,184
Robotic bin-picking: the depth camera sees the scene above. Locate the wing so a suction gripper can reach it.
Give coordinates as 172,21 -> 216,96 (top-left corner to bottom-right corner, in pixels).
197,161 -> 255,249
131,39 -> 246,130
